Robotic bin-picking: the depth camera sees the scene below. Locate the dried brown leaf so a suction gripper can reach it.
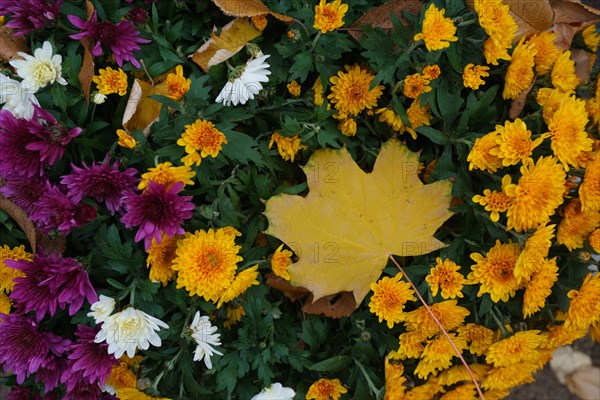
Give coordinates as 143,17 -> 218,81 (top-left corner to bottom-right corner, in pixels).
122,79 -> 168,135
0,26 -> 28,62
509,80 -> 535,119
571,48 -> 593,84
211,0 -> 293,22
348,0 -> 424,41
78,0 -> 96,103
0,194 -> 36,252
565,366 -> 600,400
302,292 -> 357,318
506,0 -> 555,38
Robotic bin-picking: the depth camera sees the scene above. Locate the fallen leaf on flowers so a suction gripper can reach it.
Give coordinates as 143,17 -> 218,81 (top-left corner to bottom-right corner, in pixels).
509,81 -> 535,119
122,79 -> 168,135
551,0 -> 600,49
191,18 -> 261,72
549,345 -> 592,383
347,0 -> 424,41
0,194 -> 37,252
565,366 -> 600,400
211,0 -> 293,22
0,26 -> 28,62
506,0 -> 554,39
78,0 -> 96,103
264,139 -> 454,309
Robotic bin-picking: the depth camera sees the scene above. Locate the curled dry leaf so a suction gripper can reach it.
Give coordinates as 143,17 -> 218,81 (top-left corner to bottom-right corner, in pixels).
122,78 -> 168,135
190,18 -> 261,72
78,0 -> 96,103
211,0 -> 293,22
549,345 -> 592,383
551,0 -> 600,50
264,139 -> 454,313
0,26 -> 28,62
0,194 -> 37,252
347,0 -> 424,41
509,80 -> 535,119
565,366 -> 600,400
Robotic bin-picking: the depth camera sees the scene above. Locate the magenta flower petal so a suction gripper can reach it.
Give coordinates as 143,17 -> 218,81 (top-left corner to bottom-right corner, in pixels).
0,0 -> 62,35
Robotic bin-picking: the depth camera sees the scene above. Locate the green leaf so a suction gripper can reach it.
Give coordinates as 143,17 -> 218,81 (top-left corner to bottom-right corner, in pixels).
308,355 -> 352,372
289,51 -> 314,82
415,126 -> 449,145
221,132 -> 264,166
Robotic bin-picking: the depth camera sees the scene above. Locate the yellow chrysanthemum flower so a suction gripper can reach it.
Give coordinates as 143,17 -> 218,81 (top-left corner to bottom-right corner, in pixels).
328,64 -> 383,116
165,65 -> 191,101
483,36 -> 512,65
93,67 -> 128,96
271,244 -> 293,280
384,356 -> 406,400
589,228 -> 600,253
397,330 -> 426,359
580,152 -> 600,212
475,0 -> 517,65
457,323 -> 495,356
462,63 -> 490,90
403,300 -> 470,338
565,273 -> 600,330
116,388 -> 170,400
224,304 -> 246,329
469,240 -> 521,303
217,265 -> 259,308
0,244 -> 32,293
338,117 -> 357,137
139,162 -> 195,191
482,362 -> 537,391
117,129 -> 137,149
437,363 -> 492,386
587,97 -> 600,129
590,321 -> 600,343
287,80 -> 301,97
106,360 -> 138,391
403,381 -> 444,400
503,157 -> 566,232
306,378 -> 348,400
172,228 -> 242,302
425,258 -> 466,299
472,184 -> 512,223
486,330 -> 542,367
546,95 -> 592,170
502,39 -> 536,100
402,73 -> 432,99
177,120 -> 227,167
422,64 -> 441,80
313,0 -> 348,34
414,357 -> 453,380
537,88 -> 572,125
467,131 -> 503,173
146,234 -> 181,287
539,323 -> 588,351
406,98 -> 432,139
527,31 -> 560,75
376,107 -> 407,135
582,24 -> 600,53
514,223 -> 555,282
312,76 -> 325,106
421,333 -> 467,367
439,384 -> 478,400
368,274 -> 416,329
251,15 -> 268,31
268,132 -> 307,162
557,199 -> 600,251
551,51 -> 580,93
491,118 -> 544,166
523,258 -> 559,318
0,292 -> 11,316
413,4 -> 458,52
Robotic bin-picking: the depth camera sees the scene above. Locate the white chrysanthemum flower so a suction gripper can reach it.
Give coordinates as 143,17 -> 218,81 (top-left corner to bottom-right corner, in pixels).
92,91 -> 107,105
10,41 -> 67,88
215,54 -> 271,107
0,73 -> 39,119
87,295 -> 116,323
251,382 -> 296,400
94,307 -> 169,359
189,311 -> 223,369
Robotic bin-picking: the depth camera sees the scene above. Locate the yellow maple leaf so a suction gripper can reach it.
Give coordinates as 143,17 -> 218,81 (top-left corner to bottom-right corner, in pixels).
264,139 -> 454,307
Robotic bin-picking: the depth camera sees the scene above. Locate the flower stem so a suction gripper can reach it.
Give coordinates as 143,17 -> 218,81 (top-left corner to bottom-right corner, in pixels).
129,283 -> 136,306
389,255 -> 485,400
310,32 -> 322,52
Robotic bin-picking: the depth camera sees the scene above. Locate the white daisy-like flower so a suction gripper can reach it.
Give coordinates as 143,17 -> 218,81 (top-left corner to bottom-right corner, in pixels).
0,73 -> 39,119
9,41 -> 67,88
251,382 -> 296,400
92,91 -> 107,105
215,53 -> 271,107
94,307 -> 169,359
189,311 -> 223,369
87,294 -> 116,324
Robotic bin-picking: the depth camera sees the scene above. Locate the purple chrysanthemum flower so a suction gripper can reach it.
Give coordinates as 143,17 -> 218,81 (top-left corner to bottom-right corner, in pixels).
29,184 -> 96,233
61,156 -> 138,215
7,250 -> 98,320
63,380 -> 103,400
62,325 -> 118,390
121,181 -> 194,249
0,313 -> 70,384
7,387 -> 43,400
0,173 -> 49,214
67,12 -> 150,68
0,0 -> 62,35
34,355 -> 67,393
26,105 -> 82,165
0,107 -> 80,177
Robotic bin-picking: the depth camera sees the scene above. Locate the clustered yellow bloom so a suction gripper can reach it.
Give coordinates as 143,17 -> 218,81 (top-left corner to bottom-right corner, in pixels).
502,39 -> 537,100
425,258 -> 467,299
287,80 -> 301,97
312,76 -> 325,106
93,67 -> 128,96
0,245 -> 32,294
269,132 -> 307,162
177,119 -> 227,166
368,274 -> 416,328
469,240 -> 521,302
462,63 -> 489,90
551,51 -> 580,93
580,152 -> 600,212
329,64 -> 384,116
270,244 -> 293,280
526,31 -> 560,75
139,162 -> 195,191
406,98 -> 432,138
146,234 -> 181,286
557,199 -> 600,251
165,65 -> 191,101
422,64 -> 441,81
313,0 -> 348,34
491,118 -> 544,166
472,183 -> 512,222
251,15 -> 268,31
117,129 -> 137,149
523,257 -> 558,318
402,73 -> 432,99
413,4 -> 458,52
306,378 -> 347,400
376,107 -> 408,137
475,0 -> 518,65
